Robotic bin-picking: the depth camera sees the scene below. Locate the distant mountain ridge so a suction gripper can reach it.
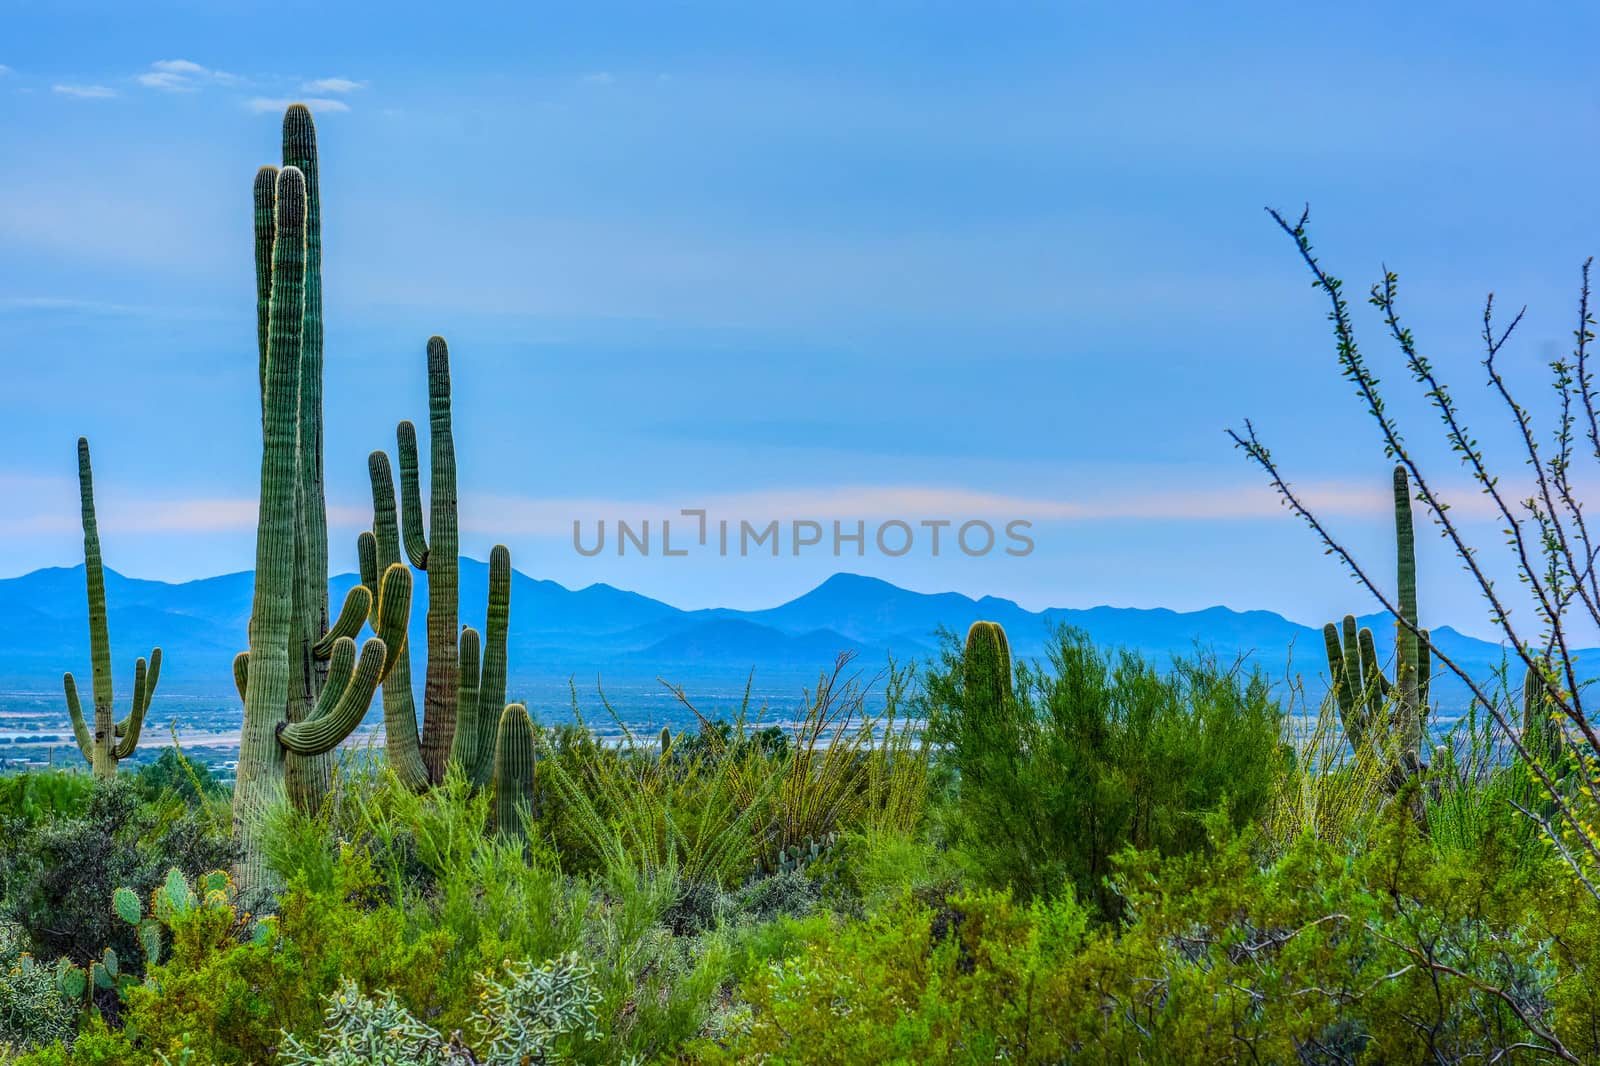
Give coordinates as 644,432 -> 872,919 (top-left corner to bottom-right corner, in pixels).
0,563 -> 1555,709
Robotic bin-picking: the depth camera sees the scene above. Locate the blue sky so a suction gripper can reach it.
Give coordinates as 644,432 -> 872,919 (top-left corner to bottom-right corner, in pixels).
3,1 -> 1599,639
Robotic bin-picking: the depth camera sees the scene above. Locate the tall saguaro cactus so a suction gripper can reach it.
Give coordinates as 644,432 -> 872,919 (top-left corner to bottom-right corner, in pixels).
360,342 -> 514,790
247,105 -> 366,810
1323,464 -> 1431,782
232,162 -> 412,891
62,438 -> 158,779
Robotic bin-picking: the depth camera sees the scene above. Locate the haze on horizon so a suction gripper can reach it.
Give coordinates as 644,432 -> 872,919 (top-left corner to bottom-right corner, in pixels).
4,2 -> 1599,643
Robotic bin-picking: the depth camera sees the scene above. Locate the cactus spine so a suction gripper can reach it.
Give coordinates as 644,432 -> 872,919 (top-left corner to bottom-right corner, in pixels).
232,161 -> 411,891
491,703 -> 537,840
1323,464 -> 1431,782
62,438 -> 158,778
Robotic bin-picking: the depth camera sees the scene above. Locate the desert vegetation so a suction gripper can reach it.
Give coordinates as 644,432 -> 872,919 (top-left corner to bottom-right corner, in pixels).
4,105 -> 1600,1064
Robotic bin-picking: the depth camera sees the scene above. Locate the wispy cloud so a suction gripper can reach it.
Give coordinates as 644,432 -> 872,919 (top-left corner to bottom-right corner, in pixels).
302,77 -> 365,93
136,58 -> 238,92
457,480 -> 1507,537
0,296 -> 143,315
245,96 -> 350,114
52,83 -> 116,99
579,72 -> 614,86
0,65 -> 13,77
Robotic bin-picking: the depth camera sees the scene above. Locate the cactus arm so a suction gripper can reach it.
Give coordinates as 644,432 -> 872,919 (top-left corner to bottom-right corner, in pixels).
397,421 -> 429,570
1340,615 -> 1363,706
113,650 -> 158,760
367,452 -> 430,791
1356,626 -> 1390,703
450,626 -> 483,776
232,652 -> 250,705
278,639 -> 387,756
1323,621 -> 1359,742
473,545 -> 513,787
64,672 -> 94,764
252,166 -> 277,405
357,531 -> 379,612
233,164 -> 308,891
305,637 -> 356,722
313,585 -> 372,659
371,564 -> 412,678
1417,628 -> 1431,719
491,703 -> 537,840
417,337 -> 461,783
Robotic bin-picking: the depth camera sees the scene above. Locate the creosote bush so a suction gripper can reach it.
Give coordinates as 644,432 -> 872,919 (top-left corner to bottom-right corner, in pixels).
925,624 -> 1283,911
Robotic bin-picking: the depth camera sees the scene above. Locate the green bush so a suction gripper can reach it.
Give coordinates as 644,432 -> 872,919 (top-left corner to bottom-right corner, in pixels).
0,778 -> 233,978
924,625 -> 1283,910
0,772 -> 94,830
0,953 -> 75,1054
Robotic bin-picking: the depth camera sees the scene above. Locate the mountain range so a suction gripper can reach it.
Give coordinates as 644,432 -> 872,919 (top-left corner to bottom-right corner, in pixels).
0,560 -> 1553,717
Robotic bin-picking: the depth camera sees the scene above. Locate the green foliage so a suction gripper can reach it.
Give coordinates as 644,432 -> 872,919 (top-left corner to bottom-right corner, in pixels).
471,954 -> 604,1064
0,953 -> 74,1054
701,815 -> 1596,1064
0,773 -> 94,830
0,778 -> 233,975
926,624 -> 1283,910
133,750 -> 221,807
277,980 -> 464,1066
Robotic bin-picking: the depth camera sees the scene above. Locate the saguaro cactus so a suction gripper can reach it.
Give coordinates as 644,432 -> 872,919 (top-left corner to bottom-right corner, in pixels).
246,106 -> 368,811
361,340 -> 515,789
491,703 -> 538,840
62,438 -> 158,779
1323,464 -> 1431,782
232,163 -> 411,891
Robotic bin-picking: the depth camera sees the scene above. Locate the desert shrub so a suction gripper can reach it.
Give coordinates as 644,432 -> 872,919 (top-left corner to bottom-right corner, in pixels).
0,953 -> 74,1054
276,980 -> 464,1066
698,807 -> 1595,1064
0,778 -> 233,975
134,749 -> 222,808
117,850 -> 453,1064
924,625 -> 1283,910
0,771 -> 94,829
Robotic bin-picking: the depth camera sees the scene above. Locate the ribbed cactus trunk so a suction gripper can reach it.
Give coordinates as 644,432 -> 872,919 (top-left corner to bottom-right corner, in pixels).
282,107 -> 334,809
403,337 -> 461,783
1392,465 -> 1424,765
235,165 -> 309,890
77,439 -> 116,779
70,439 -> 121,779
